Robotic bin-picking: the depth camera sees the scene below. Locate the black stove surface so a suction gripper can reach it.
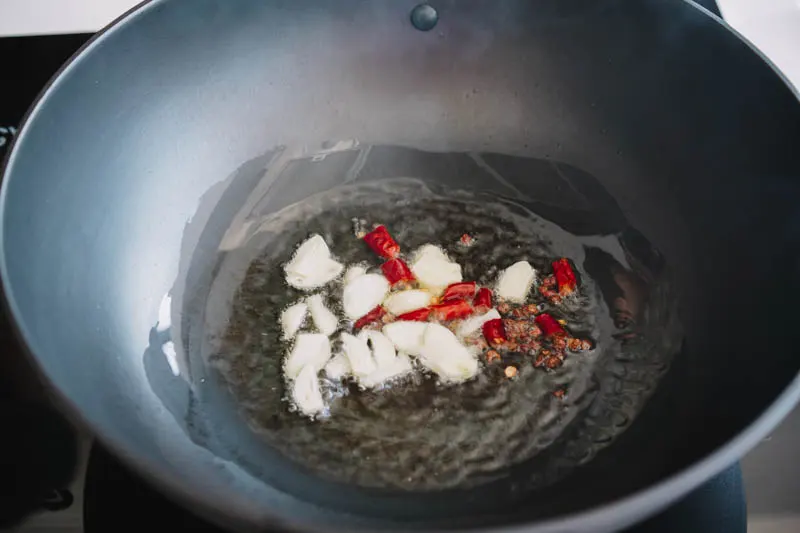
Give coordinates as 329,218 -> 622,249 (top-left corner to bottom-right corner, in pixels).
0,31 -> 229,532
0,34 -> 93,140
1,4 -> 744,530
0,32 -> 93,531
84,446 -> 228,532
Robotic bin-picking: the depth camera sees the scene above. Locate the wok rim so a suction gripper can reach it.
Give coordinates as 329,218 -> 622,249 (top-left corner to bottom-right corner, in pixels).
1,1 -> 799,531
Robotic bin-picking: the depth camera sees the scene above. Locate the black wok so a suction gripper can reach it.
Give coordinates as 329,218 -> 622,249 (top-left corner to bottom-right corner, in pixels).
2,0 -> 800,531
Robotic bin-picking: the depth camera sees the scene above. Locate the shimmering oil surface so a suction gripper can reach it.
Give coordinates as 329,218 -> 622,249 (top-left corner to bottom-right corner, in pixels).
200,178 -> 680,491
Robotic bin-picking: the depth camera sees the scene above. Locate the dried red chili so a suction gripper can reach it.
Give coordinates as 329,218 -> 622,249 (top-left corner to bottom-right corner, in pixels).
535,313 -> 566,337
353,306 -> 386,330
431,300 -> 474,321
482,318 -> 508,347
441,281 -> 477,302
396,308 -> 432,322
473,287 -> 493,309
381,258 -> 414,285
552,258 -> 577,296
362,225 -> 400,259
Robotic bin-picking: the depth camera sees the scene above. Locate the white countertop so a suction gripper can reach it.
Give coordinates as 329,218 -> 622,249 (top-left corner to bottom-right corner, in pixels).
0,0 -> 799,91
0,0 -> 140,37
719,0 -> 800,89
3,3 -> 800,533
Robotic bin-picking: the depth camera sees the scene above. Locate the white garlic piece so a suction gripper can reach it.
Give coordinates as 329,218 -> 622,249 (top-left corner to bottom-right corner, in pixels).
284,333 -> 332,379
409,244 -> 462,294
457,308 -> 502,338
496,261 -> 536,303
383,289 -> 432,316
284,234 -> 343,290
324,354 -> 351,380
343,264 -> 368,284
359,353 -> 414,389
419,323 -> 478,383
306,294 -> 339,336
382,321 -> 429,356
357,330 -> 397,369
291,365 -> 325,416
342,273 -> 389,320
340,332 -> 377,378
280,301 -> 308,340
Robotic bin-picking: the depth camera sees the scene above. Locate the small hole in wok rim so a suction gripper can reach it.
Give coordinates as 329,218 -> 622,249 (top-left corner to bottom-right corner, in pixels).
410,3 -> 439,31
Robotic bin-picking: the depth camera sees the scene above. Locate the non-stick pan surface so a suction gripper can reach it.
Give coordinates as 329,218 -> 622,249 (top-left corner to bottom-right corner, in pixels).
2,1 -> 800,532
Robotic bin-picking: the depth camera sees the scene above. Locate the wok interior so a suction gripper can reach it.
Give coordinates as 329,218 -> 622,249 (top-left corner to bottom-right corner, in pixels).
2,0 -> 800,530
184,170 -> 679,507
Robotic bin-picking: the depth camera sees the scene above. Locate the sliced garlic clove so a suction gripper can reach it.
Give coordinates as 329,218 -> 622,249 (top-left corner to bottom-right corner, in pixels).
395,352 -> 414,373
410,244 -> 462,294
382,321 -> 428,356
359,352 -> 414,389
342,273 -> 390,320
383,289 -> 432,315
419,323 -> 479,383
413,244 -> 450,263
324,354 -> 351,380
496,260 -> 536,303
343,264 -> 368,284
291,365 -> 325,416
357,330 -> 397,369
284,234 -> 344,290
457,308 -> 502,337
284,333 -> 332,379
280,301 -> 308,340
306,294 -> 339,336
340,332 -> 377,377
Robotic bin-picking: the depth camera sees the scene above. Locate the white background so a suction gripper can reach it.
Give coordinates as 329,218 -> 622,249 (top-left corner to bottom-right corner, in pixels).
1,2 -> 799,533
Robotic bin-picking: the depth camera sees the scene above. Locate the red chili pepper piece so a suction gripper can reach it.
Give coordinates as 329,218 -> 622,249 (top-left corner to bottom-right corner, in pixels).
381,258 -> 414,285
354,305 -> 386,330
482,318 -> 508,346
473,287 -> 493,309
441,281 -> 477,302
552,258 -> 577,296
431,300 -> 473,321
363,225 -> 400,259
397,308 -> 432,321
535,313 -> 566,337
